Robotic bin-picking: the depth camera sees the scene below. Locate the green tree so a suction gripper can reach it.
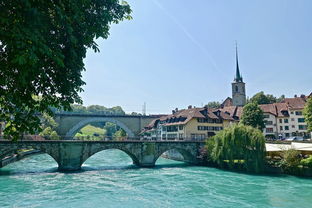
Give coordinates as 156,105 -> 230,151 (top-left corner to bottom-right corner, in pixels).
205,101 -> 221,109
240,102 -> 265,131
303,96 -> 312,132
70,104 -> 88,114
276,95 -> 285,103
39,113 -> 60,140
104,122 -> 117,138
113,129 -> 127,140
249,91 -> 277,105
0,1 -> 131,140
211,124 -> 266,173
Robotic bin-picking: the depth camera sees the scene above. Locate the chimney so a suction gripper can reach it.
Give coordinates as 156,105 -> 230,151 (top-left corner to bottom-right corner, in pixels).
294,94 -> 297,98
175,108 -> 178,112
188,105 -> 192,109
172,110 -> 175,114
300,94 -> 305,98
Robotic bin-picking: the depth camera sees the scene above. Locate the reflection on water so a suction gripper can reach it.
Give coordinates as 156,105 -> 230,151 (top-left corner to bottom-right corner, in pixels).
1,150 -> 312,208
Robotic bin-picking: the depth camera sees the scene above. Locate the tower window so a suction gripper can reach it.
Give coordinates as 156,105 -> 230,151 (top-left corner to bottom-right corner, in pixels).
235,86 -> 238,92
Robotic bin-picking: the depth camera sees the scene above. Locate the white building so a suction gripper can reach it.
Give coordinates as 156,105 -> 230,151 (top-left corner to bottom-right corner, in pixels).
260,95 -> 311,139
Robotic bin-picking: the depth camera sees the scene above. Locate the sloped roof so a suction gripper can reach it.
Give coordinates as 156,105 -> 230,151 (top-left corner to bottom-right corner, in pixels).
221,97 -> 233,107
219,106 -> 242,119
260,102 -> 292,117
259,104 -> 277,116
281,97 -> 307,110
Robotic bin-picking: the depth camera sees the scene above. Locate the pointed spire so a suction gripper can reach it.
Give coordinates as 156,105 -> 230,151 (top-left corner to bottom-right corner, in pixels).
234,42 -> 243,82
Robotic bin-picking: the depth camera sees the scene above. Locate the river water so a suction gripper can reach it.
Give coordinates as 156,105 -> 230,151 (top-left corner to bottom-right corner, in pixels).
1,150 -> 312,208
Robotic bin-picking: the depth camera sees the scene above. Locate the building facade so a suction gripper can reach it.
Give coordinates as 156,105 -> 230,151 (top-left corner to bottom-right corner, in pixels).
260,95 -> 311,139
140,106 -> 236,140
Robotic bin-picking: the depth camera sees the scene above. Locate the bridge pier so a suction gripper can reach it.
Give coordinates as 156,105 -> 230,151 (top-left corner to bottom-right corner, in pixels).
57,142 -> 84,171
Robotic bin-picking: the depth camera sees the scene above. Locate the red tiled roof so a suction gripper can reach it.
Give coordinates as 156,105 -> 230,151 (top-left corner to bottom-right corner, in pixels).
281,97 -> 307,110
259,104 -> 277,116
222,97 -> 233,107
219,106 -> 242,119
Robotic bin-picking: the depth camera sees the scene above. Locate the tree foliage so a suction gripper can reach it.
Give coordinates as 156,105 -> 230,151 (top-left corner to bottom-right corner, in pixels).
210,124 -> 266,173
240,102 -> 265,131
249,91 -> 277,105
114,129 -> 127,140
205,101 -> 221,109
303,96 -> 312,132
279,149 -> 301,174
0,0 -> 131,139
39,113 -> 60,140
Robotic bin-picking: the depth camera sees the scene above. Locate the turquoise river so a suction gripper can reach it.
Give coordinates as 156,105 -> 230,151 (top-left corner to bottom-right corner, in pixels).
1,150 -> 312,208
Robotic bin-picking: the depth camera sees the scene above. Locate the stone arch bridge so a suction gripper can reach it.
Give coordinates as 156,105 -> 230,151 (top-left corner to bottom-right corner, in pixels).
54,113 -> 160,138
0,140 -> 205,171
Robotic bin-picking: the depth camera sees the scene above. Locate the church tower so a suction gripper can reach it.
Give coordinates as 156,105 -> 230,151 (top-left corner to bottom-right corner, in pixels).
232,44 -> 246,106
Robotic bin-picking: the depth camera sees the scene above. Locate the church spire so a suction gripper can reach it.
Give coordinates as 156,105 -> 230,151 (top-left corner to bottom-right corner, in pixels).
234,42 -> 243,82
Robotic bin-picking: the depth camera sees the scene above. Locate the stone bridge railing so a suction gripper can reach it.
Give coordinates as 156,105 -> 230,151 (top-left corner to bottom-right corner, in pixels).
0,140 -> 205,171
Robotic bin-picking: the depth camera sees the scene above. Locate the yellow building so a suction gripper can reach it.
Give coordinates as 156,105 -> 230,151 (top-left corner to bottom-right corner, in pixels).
141,106 -> 236,140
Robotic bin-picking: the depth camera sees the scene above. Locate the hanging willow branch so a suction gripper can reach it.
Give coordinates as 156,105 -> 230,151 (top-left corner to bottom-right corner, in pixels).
210,124 -> 266,173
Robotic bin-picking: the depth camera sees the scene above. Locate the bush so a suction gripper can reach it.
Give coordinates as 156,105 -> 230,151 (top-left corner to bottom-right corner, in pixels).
300,155 -> 312,168
210,124 -> 266,173
279,149 -> 301,174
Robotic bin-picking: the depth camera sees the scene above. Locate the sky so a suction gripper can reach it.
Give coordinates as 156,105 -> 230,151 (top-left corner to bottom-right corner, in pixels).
81,0 -> 312,114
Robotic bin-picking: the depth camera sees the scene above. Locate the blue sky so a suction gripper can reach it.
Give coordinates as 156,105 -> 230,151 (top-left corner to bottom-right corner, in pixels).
82,0 -> 312,114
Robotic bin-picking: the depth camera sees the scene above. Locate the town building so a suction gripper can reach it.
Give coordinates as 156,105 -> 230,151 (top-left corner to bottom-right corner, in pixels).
260,95 -> 311,139
140,106 -> 236,140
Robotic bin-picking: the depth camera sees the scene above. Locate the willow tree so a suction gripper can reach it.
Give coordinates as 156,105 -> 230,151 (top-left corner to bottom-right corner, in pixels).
211,124 -> 266,173
0,0 -> 131,139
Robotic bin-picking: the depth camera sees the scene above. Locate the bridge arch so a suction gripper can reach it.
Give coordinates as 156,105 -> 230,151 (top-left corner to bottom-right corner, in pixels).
0,147 -> 59,168
82,147 -> 139,165
65,117 -> 135,138
81,147 -> 139,166
154,147 -> 197,164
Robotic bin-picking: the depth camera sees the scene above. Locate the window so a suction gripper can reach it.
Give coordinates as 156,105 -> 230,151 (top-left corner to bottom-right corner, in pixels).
298,118 -> 305,123
284,119 -> 288,123
266,121 -> 273,125
285,126 -> 289,130
279,119 -> 283,123
299,125 -> 307,130
167,134 -> 177,140
285,133 -> 290,137
291,118 -> 295,121
162,126 -> 167,131
167,125 -> 178,132
179,125 -> 183,130
179,133 -> 183,139
235,86 -> 238,92
266,128 -> 273,133
292,125 -> 295,128
280,126 -> 283,131
290,111 -> 294,114
296,111 -> 303,115
162,134 -> 166,139
191,134 -> 206,140
263,114 -> 270,119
